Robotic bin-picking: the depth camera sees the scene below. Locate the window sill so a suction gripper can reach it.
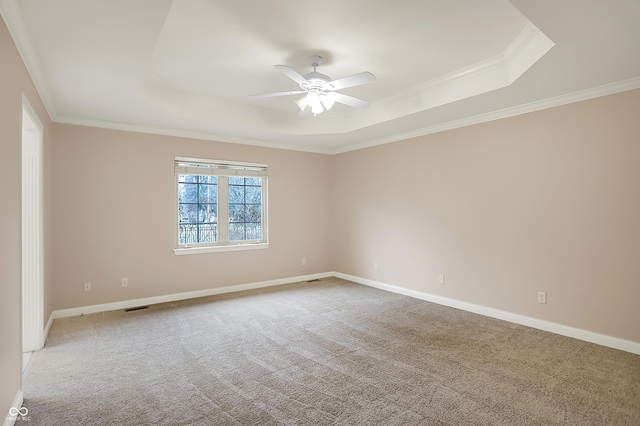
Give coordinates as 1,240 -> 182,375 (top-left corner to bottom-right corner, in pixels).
173,242 -> 269,256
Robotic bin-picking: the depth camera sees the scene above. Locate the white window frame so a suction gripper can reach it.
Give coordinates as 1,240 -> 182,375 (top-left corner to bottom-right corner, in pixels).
173,156 -> 269,255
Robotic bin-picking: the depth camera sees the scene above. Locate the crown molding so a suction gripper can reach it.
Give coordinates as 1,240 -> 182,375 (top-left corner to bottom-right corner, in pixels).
364,22 -> 554,133
56,76 -> 640,156
54,116 -> 334,155
331,76 -> 640,154
0,0 -> 57,121
5,0 -> 637,156
3,1 -> 551,140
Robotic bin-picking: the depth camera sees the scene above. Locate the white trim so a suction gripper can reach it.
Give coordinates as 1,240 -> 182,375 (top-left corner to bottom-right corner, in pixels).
173,242 -> 269,255
45,271 -> 640,355
42,311 -> 53,347
331,77 -> 640,154
503,22 -> 555,82
0,0 -> 57,121
20,94 -> 43,131
55,77 -> 640,155
20,93 -> 45,353
504,22 -> 540,63
55,116 -> 335,154
1,0 -> 638,156
355,22 -> 553,134
3,389 -> 23,426
175,156 -> 268,169
333,272 -> 640,355
51,272 -> 334,319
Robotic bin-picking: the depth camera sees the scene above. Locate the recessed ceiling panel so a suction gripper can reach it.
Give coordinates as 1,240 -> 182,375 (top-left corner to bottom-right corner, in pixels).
4,0 -> 639,153
147,0 -> 550,135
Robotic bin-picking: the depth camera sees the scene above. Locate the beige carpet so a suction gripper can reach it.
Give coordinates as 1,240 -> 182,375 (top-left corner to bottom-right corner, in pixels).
22,277 -> 640,425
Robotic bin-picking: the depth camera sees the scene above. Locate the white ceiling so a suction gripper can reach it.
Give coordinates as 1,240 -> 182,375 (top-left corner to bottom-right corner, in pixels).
2,0 -> 640,154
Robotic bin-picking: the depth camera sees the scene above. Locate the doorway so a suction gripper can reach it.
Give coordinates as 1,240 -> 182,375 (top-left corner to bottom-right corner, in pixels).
21,95 -> 44,373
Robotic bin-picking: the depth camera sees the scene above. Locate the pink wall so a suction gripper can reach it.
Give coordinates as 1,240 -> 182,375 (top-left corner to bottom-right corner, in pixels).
0,15 -> 54,418
51,124 -> 331,309
330,89 -> 640,343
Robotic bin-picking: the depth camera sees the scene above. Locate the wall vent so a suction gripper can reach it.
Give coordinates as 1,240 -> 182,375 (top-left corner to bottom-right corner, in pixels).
124,306 -> 149,312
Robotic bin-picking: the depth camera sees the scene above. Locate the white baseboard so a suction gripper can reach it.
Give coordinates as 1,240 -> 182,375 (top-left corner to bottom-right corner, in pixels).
334,272 -> 640,355
45,271 -> 640,355
3,389 -> 23,426
42,312 -> 53,347
52,272 -> 334,320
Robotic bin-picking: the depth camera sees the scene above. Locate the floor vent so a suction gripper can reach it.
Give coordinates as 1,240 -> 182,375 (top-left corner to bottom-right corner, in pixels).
307,279 -> 321,283
124,306 -> 149,312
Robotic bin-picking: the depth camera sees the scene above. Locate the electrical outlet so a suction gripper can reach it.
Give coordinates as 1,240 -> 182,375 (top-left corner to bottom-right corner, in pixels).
122,278 -> 129,287
301,258 -> 307,266
374,263 -> 379,271
538,292 -> 546,304
438,274 -> 445,284
84,282 -> 91,292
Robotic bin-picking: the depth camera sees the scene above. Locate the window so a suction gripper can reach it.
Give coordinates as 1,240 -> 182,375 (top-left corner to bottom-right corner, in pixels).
174,157 -> 268,254
177,175 -> 218,244
228,177 -> 263,241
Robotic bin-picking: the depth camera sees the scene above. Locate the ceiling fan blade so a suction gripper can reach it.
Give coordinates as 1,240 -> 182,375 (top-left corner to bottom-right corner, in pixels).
333,92 -> 372,109
326,72 -> 376,91
274,65 -> 309,86
249,90 -> 306,99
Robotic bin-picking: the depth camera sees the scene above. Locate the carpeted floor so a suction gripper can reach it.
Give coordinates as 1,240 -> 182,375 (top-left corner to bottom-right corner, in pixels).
21,277 -> 640,425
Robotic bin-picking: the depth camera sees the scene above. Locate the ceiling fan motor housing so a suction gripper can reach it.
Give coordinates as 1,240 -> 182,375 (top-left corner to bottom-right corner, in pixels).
301,71 -> 331,91
300,55 -> 332,91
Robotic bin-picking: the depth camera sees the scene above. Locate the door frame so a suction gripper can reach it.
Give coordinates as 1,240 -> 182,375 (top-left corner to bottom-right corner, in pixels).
21,93 -> 44,359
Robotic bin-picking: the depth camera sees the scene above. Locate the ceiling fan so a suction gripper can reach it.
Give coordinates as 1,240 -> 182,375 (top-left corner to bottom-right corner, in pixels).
250,55 -> 376,116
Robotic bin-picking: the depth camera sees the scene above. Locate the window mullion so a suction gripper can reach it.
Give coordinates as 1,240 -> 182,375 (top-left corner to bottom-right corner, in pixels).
218,176 -> 229,243
260,178 -> 267,243
196,179 -> 201,243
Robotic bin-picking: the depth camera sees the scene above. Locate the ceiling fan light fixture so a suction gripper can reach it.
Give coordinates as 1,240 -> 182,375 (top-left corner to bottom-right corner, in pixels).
320,92 -> 336,110
311,102 -> 324,116
304,90 -> 325,115
295,96 -> 307,111
305,90 -> 320,106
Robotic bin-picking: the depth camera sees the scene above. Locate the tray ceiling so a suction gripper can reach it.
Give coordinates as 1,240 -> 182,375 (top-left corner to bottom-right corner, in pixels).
2,0 -> 639,153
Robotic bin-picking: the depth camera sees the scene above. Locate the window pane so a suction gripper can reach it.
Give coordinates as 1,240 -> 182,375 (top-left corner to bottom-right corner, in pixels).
179,224 -> 198,244
178,174 -> 198,184
198,204 -> 217,223
196,223 -> 217,243
198,183 -> 217,203
228,184 -> 245,204
179,204 -> 198,223
244,177 -> 261,186
178,182 -> 198,204
228,177 -> 263,241
245,185 -> 261,203
245,205 -> 261,223
179,223 -> 217,244
177,174 -> 218,244
229,223 -> 246,241
229,204 -> 245,222
246,223 -> 262,240
199,175 -> 217,184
